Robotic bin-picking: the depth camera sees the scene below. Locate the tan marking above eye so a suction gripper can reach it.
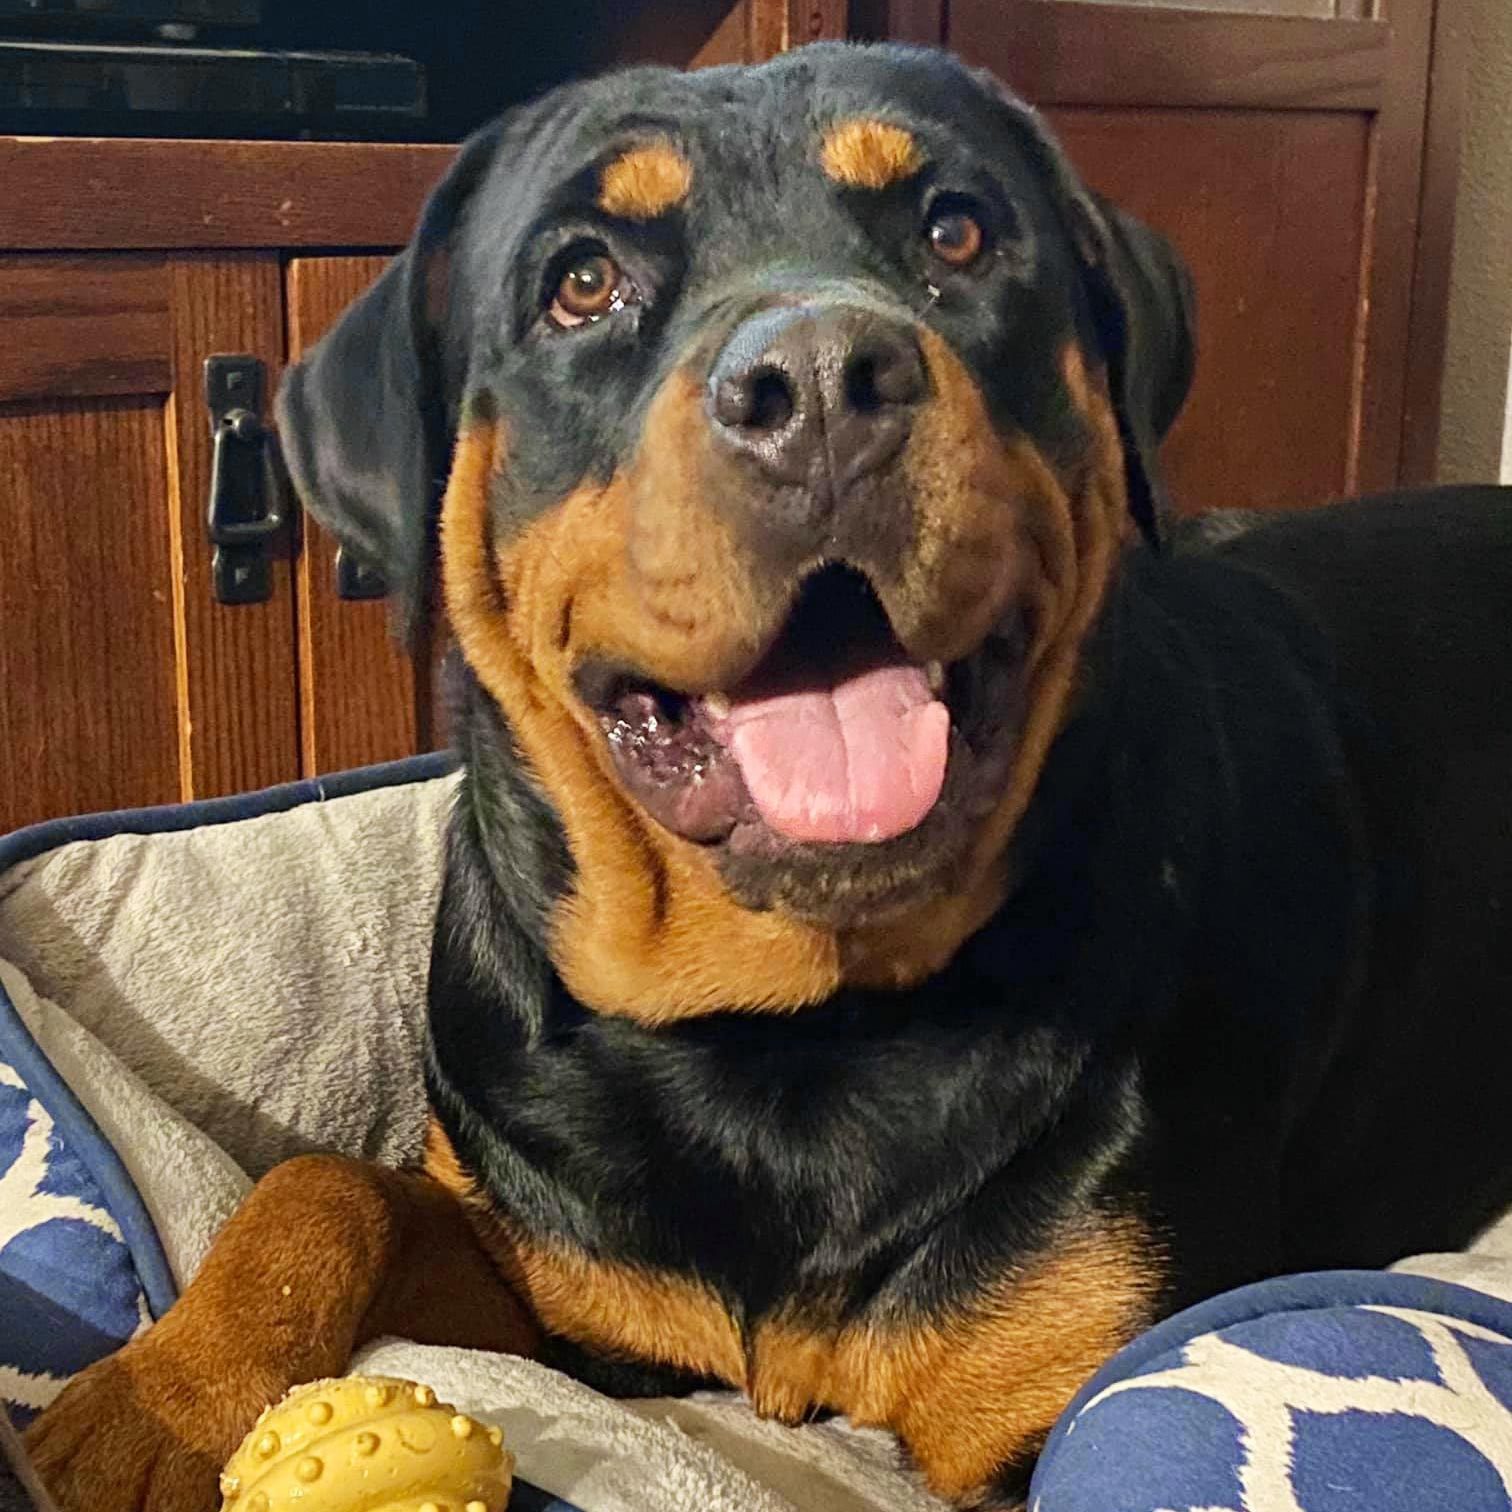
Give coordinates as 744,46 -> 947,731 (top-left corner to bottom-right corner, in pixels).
597,141 -> 693,220
820,119 -> 924,190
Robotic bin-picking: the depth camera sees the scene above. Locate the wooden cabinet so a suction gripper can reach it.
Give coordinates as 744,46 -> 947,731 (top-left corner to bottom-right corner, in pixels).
0,230 -> 434,834
0,0 -> 1459,831
0,252 -> 297,826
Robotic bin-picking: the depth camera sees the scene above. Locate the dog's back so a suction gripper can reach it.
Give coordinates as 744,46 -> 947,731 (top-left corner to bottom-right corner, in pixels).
1191,486 -> 1512,1266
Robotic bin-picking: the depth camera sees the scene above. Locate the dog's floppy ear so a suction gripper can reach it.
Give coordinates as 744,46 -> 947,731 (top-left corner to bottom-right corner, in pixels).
1072,189 -> 1196,546
976,71 -> 1196,545
275,120 -> 503,641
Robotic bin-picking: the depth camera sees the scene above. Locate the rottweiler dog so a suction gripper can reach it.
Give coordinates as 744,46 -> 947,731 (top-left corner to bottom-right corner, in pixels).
28,41 -> 1512,1512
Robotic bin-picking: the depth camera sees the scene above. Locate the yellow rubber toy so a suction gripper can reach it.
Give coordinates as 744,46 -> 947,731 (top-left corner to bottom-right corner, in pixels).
218,1376 -> 514,1512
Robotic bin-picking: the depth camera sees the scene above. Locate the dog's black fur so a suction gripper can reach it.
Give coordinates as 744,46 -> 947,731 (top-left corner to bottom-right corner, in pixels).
276,43 -> 1512,1506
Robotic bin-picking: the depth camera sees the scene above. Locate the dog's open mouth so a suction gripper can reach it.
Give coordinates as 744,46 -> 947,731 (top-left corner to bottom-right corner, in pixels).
580,567 -> 1026,855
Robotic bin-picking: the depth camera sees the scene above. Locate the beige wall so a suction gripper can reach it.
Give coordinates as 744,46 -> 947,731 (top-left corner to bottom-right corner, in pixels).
1502,343 -> 1512,480
1436,0 -> 1512,484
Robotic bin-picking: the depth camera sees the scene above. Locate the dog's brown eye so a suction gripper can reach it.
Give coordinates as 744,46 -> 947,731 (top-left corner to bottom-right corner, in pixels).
549,252 -> 632,328
926,206 -> 985,269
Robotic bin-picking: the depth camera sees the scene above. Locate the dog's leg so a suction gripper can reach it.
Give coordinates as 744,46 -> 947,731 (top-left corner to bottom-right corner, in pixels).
851,1215 -> 1166,1512
24,1154 -> 540,1512
916,1170 -> 1283,1511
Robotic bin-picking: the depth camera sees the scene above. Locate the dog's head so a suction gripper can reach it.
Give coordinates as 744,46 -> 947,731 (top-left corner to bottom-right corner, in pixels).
277,44 -> 1195,1022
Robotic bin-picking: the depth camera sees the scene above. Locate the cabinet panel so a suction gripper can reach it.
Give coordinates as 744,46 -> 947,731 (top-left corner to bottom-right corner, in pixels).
285,254 -> 431,778
0,257 -> 170,403
168,253 -> 301,801
0,139 -> 455,252
1050,108 -> 1370,512
0,252 -> 298,832
0,398 -> 182,830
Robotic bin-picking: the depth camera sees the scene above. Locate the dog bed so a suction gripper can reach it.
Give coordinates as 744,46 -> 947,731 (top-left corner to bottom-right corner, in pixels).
2,757 -> 1510,1512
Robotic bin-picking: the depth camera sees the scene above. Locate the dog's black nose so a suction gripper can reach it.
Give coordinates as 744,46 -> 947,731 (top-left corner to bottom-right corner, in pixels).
708,305 -> 926,490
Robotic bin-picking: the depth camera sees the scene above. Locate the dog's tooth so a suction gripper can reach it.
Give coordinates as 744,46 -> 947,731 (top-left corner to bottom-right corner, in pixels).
926,661 -> 945,694
704,692 -> 732,720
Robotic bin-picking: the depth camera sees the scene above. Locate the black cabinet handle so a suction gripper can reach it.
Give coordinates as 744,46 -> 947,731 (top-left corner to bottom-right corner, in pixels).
335,544 -> 388,601
205,355 -> 285,605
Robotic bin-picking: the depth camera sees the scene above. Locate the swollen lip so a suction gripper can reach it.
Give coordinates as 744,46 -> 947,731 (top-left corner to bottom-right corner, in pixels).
600,692 -> 748,843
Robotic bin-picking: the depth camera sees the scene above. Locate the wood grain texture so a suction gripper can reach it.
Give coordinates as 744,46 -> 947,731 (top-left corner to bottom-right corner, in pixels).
595,0 -> 753,69
692,2 -> 753,66
166,252 -> 301,800
1051,108 -> 1370,513
749,0 -> 786,58
0,139 -> 454,252
951,5 -> 1389,110
285,255 -> 430,777
1398,0 -> 1467,484
0,397 -> 183,832
749,0 -> 849,54
795,0 -> 849,44
1352,0 -> 1439,491
0,257 -> 171,404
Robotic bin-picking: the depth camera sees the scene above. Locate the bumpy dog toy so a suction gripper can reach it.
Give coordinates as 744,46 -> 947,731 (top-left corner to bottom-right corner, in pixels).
218,1376 -> 513,1512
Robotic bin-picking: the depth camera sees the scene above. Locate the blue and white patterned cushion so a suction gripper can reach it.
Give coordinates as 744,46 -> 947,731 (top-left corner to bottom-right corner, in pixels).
1032,1272 -> 1512,1512
0,1057 -> 150,1428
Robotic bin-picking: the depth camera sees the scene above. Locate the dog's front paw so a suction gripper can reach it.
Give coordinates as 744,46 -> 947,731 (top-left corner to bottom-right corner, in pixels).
25,1339 -> 271,1512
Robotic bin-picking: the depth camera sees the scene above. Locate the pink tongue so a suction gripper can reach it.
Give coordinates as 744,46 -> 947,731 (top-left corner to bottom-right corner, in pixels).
719,664 -> 949,844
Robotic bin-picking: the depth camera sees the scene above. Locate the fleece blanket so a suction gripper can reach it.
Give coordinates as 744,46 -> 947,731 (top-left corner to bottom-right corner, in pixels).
1,756 -> 1510,1512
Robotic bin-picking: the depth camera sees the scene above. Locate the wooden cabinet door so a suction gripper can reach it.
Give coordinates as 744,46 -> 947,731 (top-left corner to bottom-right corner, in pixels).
0,253 -> 298,833
284,255 -> 436,778
862,0 -> 1443,515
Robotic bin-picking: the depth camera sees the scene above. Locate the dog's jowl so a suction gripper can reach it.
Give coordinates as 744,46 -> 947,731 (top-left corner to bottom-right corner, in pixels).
28,42 -> 1512,1512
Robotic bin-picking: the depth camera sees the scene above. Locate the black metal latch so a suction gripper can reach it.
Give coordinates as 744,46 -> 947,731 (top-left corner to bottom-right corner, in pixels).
334,544 -> 388,601
205,355 -> 285,605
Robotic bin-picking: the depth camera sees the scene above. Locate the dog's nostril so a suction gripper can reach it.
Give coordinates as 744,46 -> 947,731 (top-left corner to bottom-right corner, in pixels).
715,368 -> 796,433
848,338 -> 926,412
749,369 -> 795,431
846,355 -> 884,415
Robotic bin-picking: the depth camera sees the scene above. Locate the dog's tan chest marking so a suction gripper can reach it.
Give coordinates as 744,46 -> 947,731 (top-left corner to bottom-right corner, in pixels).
452,1211 -> 1155,1500
425,1118 -> 747,1381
